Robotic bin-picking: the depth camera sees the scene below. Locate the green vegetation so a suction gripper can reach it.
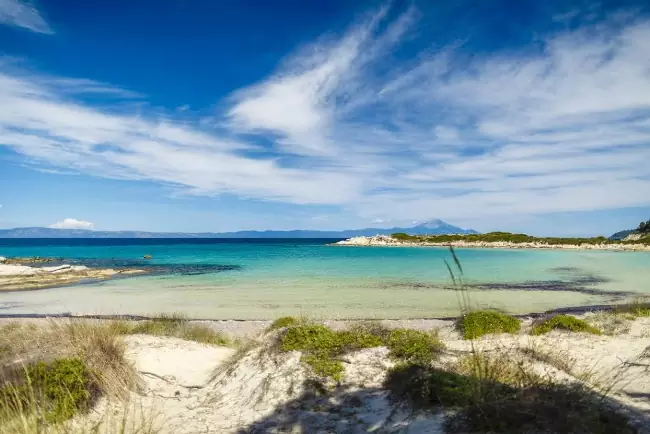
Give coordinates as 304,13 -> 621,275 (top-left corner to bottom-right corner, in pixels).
390,231 -> 650,245
637,219 -> 650,234
385,363 -> 479,408
278,322 -> 444,381
115,314 -> 230,346
531,315 -> 601,336
445,383 -> 635,434
386,354 -> 634,434
456,310 -> 521,339
267,316 -> 299,331
1,358 -> 98,424
385,329 -> 444,364
613,300 -> 650,317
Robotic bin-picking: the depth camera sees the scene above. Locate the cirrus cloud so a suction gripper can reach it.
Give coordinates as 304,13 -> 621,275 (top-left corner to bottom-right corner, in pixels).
1,4 -> 650,225
0,0 -> 52,34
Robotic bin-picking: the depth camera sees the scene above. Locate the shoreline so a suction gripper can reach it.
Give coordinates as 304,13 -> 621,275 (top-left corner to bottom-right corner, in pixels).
331,235 -> 650,251
0,301 -> 638,323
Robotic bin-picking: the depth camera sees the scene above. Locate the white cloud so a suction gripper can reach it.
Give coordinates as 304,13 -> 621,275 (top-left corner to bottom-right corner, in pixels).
49,218 -> 94,230
0,0 -> 52,33
1,4 -> 650,224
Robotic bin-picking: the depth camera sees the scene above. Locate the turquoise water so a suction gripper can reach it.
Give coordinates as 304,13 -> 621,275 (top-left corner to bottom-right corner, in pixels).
1,239 -> 649,319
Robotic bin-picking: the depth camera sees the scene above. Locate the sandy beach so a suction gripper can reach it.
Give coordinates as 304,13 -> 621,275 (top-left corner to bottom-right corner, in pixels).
2,312 -> 649,433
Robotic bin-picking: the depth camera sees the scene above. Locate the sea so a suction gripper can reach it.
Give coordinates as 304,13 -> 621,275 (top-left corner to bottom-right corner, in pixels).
1,238 -> 649,320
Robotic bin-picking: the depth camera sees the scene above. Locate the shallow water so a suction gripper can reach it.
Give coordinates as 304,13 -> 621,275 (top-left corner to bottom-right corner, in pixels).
0,238 -> 649,319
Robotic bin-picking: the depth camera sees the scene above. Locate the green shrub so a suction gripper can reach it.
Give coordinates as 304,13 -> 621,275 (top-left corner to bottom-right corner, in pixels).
385,363 -> 480,408
1,358 -> 98,424
457,311 -> 521,339
531,315 -> 601,336
279,324 -> 444,379
280,324 -> 340,353
386,329 -> 444,364
301,354 -> 345,381
391,232 -> 418,241
267,316 -> 299,331
445,384 -> 636,434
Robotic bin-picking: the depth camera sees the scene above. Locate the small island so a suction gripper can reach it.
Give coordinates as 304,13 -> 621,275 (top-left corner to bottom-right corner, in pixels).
333,226 -> 650,251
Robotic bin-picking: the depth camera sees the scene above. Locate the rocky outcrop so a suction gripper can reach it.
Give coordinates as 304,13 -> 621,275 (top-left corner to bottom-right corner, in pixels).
332,236 -> 650,251
0,262 -> 146,291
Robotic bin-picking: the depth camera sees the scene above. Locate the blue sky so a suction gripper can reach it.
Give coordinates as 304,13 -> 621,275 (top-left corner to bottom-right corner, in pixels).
0,0 -> 649,236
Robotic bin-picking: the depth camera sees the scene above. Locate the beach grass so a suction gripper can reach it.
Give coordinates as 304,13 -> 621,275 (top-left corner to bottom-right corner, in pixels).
0,320 -> 144,433
109,314 -> 231,346
531,314 -> 601,336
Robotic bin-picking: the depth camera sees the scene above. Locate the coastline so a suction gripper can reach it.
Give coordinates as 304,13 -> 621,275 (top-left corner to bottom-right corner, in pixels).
0,260 -> 147,291
0,301 -> 642,325
331,235 -> 650,251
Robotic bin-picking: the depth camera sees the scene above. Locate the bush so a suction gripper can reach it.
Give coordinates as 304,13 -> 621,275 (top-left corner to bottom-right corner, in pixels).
531,315 -> 601,336
267,316 -> 299,331
385,357 -> 634,434
279,324 -> 384,381
385,363 -> 479,408
446,383 -> 636,434
457,311 -> 521,339
386,329 -> 444,364
278,323 -> 443,380
301,354 -> 345,381
280,324 -> 340,353
1,358 -> 99,424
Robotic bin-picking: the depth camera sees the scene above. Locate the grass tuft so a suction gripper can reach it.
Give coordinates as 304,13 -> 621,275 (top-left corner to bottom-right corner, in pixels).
613,299 -> 650,318
115,316 -> 230,346
531,314 -> 601,336
267,316 -> 299,331
456,310 -> 521,339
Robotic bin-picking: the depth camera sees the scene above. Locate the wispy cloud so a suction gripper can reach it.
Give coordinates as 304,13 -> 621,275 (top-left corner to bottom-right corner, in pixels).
0,0 -> 52,33
49,218 -> 94,230
1,4 -> 650,223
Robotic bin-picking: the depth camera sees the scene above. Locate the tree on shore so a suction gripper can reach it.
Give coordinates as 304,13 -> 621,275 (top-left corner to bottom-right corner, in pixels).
638,220 -> 650,233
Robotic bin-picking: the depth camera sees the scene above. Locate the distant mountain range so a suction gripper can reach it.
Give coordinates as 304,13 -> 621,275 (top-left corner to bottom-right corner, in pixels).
0,219 -> 477,239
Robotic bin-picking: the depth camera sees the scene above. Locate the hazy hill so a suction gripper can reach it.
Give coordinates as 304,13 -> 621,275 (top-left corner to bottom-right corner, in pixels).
0,219 -> 477,238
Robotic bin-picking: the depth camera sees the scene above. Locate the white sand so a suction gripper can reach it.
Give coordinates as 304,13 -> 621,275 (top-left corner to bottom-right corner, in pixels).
67,315 -> 650,433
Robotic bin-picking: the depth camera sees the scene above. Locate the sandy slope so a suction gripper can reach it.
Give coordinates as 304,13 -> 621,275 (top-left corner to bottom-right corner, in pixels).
72,317 -> 650,434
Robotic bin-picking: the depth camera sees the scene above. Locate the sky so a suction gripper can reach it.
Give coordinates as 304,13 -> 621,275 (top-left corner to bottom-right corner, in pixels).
0,0 -> 649,236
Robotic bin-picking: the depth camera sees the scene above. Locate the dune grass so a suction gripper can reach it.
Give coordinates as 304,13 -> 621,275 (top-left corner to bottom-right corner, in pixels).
531,314 -> 601,336
456,310 -> 521,339
109,314 -> 230,346
613,299 -> 650,318
277,321 -> 444,381
0,320 -> 147,433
